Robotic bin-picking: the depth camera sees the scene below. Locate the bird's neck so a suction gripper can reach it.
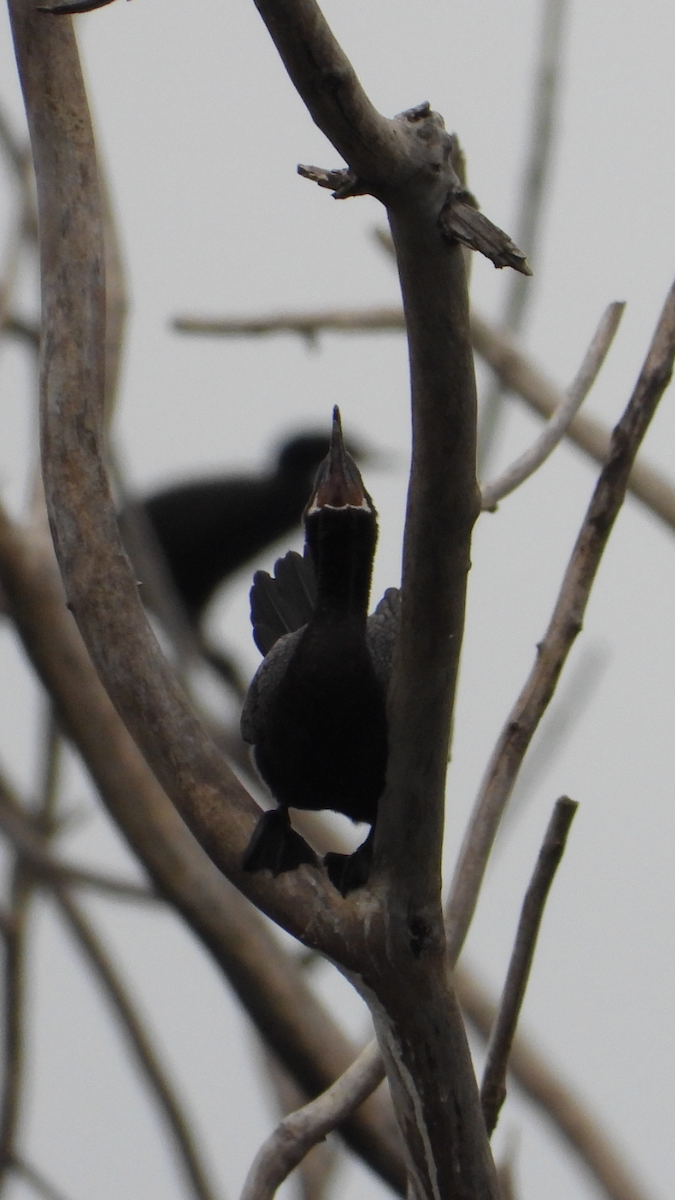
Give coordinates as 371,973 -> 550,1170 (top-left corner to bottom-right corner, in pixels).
305,509 -> 376,620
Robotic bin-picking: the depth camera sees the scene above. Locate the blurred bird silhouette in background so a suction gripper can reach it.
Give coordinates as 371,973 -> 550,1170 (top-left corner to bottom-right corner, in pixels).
241,407 -> 399,895
120,432 -> 364,628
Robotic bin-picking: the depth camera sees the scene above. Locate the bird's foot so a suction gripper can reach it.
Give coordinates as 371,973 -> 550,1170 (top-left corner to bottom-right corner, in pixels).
243,808 -> 317,876
324,829 -> 374,896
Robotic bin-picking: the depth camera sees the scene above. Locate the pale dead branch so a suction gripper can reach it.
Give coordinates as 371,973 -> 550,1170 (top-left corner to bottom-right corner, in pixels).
480,302 -> 624,509
470,311 -> 675,531
446,278 -> 675,965
241,1041 -> 384,1200
256,1048 -> 341,1200
480,797 -> 577,1135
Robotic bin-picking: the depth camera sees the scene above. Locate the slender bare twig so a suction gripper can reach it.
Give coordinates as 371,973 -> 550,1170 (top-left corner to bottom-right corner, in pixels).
479,0 -> 570,464
446,278 -> 675,966
174,304 -> 675,535
480,797 -> 577,1136
480,303 -> 624,509
455,967 -> 652,1200
173,308 -> 405,338
257,1048 -> 340,1200
10,1155 -> 75,1200
506,644 -> 609,821
241,1041 -> 384,1200
470,311 -> 675,531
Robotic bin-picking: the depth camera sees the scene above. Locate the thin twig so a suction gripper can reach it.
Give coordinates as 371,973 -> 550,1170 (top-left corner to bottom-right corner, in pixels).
445,277 -> 675,965
481,303 -> 624,509
479,0 -> 570,465
173,308 -> 405,338
257,1048 -> 340,1200
455,967 -> 653,1200
480,797 -> 577,1136
471,311 -> 675,532
241,1041 -> 384,1200
174,303 -> 675,535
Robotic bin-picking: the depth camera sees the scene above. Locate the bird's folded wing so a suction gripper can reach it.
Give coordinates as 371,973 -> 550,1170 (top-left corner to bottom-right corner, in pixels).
366,587 -> 401,693
250,549 -> 317,655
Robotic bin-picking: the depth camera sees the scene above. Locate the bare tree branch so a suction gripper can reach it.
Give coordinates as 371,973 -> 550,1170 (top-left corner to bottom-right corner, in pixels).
256,1049 -> 340,1200
241,1042 -> 384,1200
480,797 -> 577,1136
480,302 -> 624,509
173,304 -> 675,536
445,277 -> 675,965
455,967 -> 653,1200
470,311 -> 675,532
173,308 -> 405,338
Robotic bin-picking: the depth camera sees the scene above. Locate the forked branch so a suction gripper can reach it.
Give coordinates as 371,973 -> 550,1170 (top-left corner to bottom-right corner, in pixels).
446,277 -> 675,964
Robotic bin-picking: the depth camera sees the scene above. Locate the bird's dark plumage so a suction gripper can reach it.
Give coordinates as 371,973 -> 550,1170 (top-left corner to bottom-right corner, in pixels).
121,433 -> 356,624
241,408 -> 399,894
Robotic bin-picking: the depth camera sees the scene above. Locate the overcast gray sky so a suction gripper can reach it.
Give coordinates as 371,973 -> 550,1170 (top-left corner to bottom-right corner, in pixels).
0,2 -> 673,1199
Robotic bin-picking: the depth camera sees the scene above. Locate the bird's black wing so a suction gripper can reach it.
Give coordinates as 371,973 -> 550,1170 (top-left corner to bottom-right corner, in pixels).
366,587 -> 401,693
250,549 -> 317,655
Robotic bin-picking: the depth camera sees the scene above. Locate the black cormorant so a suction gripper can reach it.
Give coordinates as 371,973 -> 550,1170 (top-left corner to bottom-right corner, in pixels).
241,408 -> 399,894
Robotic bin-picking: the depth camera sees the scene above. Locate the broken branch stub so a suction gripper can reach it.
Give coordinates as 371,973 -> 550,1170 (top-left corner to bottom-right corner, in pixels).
298,104 -> 530,273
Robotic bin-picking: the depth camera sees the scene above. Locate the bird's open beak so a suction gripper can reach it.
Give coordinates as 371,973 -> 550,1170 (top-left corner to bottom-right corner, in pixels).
306,407 -> 373,514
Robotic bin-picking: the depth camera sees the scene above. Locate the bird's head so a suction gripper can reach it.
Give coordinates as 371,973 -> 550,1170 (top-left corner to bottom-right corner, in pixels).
303,409 -> 378,612
305,407 -> 375,518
